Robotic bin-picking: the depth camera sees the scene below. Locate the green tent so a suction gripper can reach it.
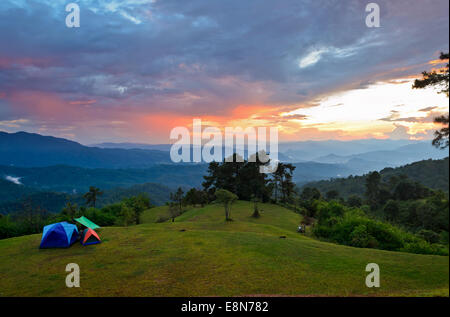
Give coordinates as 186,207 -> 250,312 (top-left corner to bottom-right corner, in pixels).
74,216 -> 100,230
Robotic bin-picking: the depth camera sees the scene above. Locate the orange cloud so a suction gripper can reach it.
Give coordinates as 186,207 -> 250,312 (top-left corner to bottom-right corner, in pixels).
231,104 -> 280,119
428,58 -> 448,66
69,100 -> 97,105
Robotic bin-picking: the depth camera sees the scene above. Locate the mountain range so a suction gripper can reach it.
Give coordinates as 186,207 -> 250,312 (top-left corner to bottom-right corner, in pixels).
2,131 -> 447,170
1,130 -> 448,214
0,131 -> 171,168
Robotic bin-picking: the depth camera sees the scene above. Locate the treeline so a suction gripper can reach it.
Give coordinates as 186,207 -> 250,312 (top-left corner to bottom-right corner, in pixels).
151,153 -> 297,222
303,157 -> 449,198
296,171 -> 449,255
0,186 -> 152,239
0,182 -> 171,214
312,200 -> 448,255
202,153 -> 296,204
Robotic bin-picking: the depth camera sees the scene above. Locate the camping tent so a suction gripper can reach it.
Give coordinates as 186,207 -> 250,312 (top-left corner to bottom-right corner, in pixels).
40,222 -> 79,248
80,228 -> 101,246
74,216 -> 100,230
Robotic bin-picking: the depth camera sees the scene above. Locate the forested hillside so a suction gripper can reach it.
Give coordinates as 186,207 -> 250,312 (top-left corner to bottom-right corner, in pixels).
0,182 -> 172,214
0,178 -> 38,203
0,164 -> 207,193
303,157 -> 449,198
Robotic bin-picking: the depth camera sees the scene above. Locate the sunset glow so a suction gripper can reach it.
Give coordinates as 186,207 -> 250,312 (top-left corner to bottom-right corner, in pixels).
0,0 -> 448,144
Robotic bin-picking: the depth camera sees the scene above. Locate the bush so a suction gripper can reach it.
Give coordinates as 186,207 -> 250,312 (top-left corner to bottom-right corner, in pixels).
440,231 -> 449,245
317,201 -> 345,225
349,224 -> 378,248
155,215 -> 170,223
312,224 -> 333,239
311,200 -> 444,255
83,208 -> 117,227
401,241 -> 449,256
418,229 -> 441,244
0,216 -> 20,239
347,195 -> 362,207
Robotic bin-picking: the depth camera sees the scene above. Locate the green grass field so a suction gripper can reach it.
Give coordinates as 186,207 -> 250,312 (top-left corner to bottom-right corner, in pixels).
0,201 -> 448,296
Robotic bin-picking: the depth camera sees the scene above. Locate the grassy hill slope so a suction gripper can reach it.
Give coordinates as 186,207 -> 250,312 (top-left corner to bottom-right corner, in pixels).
0,201 -> 448,296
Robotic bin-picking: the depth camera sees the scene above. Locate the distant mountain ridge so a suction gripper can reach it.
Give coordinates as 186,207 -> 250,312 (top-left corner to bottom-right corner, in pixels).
1,130 -> 448,189
2,131 -> 446,171
306,142 -> 448,175
279,139 -> 416,161
0,131 -> 171,168
1,130 -> 448,214
92,142 -> 172,151
94,138 -> 447,170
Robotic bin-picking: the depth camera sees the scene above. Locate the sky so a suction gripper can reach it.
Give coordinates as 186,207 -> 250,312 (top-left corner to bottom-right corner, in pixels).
0,0 -> 448,144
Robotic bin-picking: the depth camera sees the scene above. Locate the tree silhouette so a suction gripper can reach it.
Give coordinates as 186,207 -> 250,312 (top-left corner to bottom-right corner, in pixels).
170,187 -> 184,212
365,172 -> 381,208
83,186 -> 103,208
62,202 -> 78,219
413,52 -> 449,149
431,115 -> 449,149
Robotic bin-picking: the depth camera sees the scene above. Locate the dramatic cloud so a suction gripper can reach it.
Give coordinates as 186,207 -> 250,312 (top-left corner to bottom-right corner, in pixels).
0,0 -> 448,143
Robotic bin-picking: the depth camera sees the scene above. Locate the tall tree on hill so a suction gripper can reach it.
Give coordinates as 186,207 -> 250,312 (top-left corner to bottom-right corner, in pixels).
280,163 -> 296,203
62,202 -> 78,219
170,187 -> 184,212
365,172 -> 381,208
299,187 -> 322,217
184,188 -> 208,207
272,163 -> 283,202
413,52 -> 449,149
238,152 -> 271,202
84,186 -> 103,208
123,194 -> 151,225
184,188 -> 197,207
168,202 -> 179,222
431,115 -> 449,149
202,156 -> 242,195
215,189 -> 238,221
202,152 -> 270,202
16,200 -> 48,234
118,203 -> 134,226
271,162 -> 296,203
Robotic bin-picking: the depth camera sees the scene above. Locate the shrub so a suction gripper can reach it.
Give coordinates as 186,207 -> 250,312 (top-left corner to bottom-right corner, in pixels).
155,215 -> 170,223
401,241 -> 449,256
347,195 -> 362,207
349,224 -> 378,248
317,201 -> 345,225
311,200 -> 444,255
0,216 -> 20,239
418,229 -> 441,244
83,208 -> 117,227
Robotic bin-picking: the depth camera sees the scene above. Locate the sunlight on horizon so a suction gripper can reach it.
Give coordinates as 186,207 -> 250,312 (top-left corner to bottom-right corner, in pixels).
281,78 -> 449,140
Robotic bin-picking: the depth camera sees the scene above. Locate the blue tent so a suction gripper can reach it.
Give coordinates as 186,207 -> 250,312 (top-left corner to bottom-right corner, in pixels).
39,222 -> 79,249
